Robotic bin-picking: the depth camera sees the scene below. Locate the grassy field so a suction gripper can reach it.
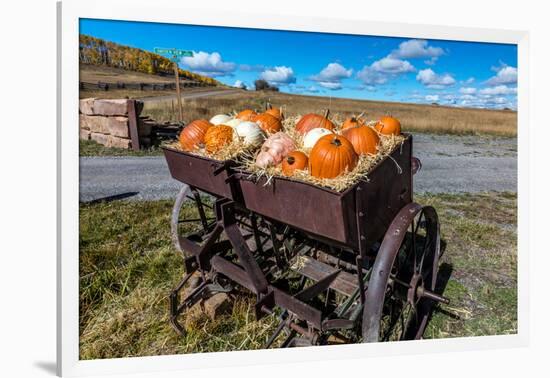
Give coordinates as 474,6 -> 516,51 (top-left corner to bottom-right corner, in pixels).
80,64 -> 177,84
79,139 -> 164,157
142,91 -> 517,136
79,192 -> 517,359
78,64 -> 516,137
79,64 -> 226,99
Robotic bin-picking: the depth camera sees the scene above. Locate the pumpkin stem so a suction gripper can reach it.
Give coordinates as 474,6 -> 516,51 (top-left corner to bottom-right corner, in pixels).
286,156 -> 295,165
266,101 -> 272,110
331,137 -> 342,147
323,109 -> 330,119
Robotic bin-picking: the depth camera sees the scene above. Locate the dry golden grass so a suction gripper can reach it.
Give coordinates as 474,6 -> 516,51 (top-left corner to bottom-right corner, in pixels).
143,91 -> 517,136
80,64 -> 176,84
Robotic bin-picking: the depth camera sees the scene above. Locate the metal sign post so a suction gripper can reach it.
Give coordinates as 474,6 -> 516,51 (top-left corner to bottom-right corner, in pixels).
154,48 -> 194,123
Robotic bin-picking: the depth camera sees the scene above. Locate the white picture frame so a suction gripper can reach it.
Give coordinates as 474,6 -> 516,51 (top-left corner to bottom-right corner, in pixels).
58,1 -> 529,376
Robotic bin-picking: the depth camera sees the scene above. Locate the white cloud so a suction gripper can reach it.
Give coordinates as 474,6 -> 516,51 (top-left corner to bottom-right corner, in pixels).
288,84 -> 320,94
356,66 -> 389,85
306,86 -> 320,93
479,85 -> 517,95
416,68 -> 456,88
311,63 -> 352,82
233,80 -> 246,89
180,51 -> 236,77
310,63 -> 352,90
371,57 -> 415,74
425,94 -> 439,102
486,65 -> 517,86
356,56 -> 415,87
259,66 -> 296,85
458,92 -> 516,110
459,87 -> 477,94
424,57 -> 438,65
390,39 -> 444,61
239,64 -> 265,72
318,81 -> 343,90
464,77 -> 475,84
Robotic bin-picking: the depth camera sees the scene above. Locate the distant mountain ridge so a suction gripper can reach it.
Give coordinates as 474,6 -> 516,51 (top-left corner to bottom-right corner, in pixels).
79,34 -> 222,87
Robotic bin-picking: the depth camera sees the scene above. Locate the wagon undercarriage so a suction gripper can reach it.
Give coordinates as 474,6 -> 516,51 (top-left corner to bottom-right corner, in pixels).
168,184 -> 449,347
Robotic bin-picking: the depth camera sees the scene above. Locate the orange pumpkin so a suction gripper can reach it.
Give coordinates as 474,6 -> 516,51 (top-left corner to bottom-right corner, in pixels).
341,125 -> 380,155
255,113 -> 282,134
281,151 -> 309,176
295,110 -> 335,135
342,116 -> 365,130
265,104 -> 283,120
204,125 -> 234,153
178,119 -> 212,151
236,109 -> 257,121
375,115 -> 401,135
309,135 -> 358,179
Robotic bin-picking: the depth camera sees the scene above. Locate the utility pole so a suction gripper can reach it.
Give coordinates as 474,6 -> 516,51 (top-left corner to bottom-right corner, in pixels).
154,48 -> 194,123
173,59 -> 183,122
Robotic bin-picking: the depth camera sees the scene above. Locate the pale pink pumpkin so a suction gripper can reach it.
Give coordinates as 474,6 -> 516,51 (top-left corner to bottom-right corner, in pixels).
255,132 -> 296,168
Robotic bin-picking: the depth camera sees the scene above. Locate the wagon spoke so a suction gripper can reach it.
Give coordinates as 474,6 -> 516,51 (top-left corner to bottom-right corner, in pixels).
411,219 -> 417,274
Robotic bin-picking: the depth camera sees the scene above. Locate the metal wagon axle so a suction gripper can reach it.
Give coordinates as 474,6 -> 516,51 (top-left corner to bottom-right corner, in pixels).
168,187 -> 448,346
162,134 -> 449,346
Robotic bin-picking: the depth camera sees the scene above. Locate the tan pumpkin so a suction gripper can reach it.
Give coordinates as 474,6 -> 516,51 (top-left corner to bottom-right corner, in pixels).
309,134 -> 358,178
375,115 -> 401,135
281,151 -> 309,176
235,121 -> 265,147
295,110 -> 335,135
209,114 -> 232,125
236,109 -> 257,121
341,125 -> 380,155
303,127 -> 333,149
255,132 -> 296,168
204,125 -> 234,153
178,119 -> 212,151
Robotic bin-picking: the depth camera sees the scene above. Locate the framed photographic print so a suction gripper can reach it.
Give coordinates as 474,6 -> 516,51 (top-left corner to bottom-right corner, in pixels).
58,0 -> 529,376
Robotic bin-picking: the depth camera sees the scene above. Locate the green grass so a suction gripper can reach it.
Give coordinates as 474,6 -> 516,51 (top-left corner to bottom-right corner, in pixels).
79,192 -> 517,359
418,192 -> 517,339
80,139 -> 164,157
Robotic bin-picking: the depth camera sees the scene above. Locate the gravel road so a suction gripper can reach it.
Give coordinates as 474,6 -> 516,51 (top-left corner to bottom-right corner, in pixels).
79,133 -> 517,202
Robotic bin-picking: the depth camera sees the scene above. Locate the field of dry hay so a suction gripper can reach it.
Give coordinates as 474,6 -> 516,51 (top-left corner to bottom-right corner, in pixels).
79,192 -> 517,359
143,91 -> 517,137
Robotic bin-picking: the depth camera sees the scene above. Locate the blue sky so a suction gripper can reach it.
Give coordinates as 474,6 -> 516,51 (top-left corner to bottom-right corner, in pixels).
80,18 -> 518,109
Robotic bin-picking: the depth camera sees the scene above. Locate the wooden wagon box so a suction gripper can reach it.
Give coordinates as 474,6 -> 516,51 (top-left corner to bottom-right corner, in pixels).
237,135 -> 413,250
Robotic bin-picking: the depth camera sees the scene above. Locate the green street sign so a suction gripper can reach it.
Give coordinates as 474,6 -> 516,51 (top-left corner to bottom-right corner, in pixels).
154,47 -> 193,57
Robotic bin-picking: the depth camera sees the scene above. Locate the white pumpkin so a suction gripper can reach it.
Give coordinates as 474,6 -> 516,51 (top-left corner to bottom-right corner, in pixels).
224,118 -> 243,129
303,128 -> 333,149
209,114 -> 232,125
235,121 -> 265,147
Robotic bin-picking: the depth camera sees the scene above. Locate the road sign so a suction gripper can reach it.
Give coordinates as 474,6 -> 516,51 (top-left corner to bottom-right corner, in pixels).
153,48 -> 194,123
154,48 -> 193,57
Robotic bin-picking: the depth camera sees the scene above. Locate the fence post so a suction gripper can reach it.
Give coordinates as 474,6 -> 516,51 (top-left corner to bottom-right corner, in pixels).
128,100 -> 140,151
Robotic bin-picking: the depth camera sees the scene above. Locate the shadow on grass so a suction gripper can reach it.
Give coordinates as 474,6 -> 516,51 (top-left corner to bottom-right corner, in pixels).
432,262 -> 459,318
82,192 -> 139,204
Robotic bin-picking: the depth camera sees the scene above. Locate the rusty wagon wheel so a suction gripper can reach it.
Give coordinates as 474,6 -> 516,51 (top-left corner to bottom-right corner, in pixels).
362,203 -> 444,342
171,185 -> 216,255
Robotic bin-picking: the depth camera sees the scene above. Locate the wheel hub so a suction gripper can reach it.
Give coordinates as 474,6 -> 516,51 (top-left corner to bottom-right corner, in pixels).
407,273 -> 424,305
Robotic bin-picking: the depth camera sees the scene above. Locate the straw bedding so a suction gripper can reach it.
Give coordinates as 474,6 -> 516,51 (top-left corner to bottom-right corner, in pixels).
164,113 -> 405,192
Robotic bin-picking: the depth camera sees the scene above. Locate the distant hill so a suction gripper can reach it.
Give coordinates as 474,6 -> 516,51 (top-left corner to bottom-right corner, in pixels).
79,34 -> 222,87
